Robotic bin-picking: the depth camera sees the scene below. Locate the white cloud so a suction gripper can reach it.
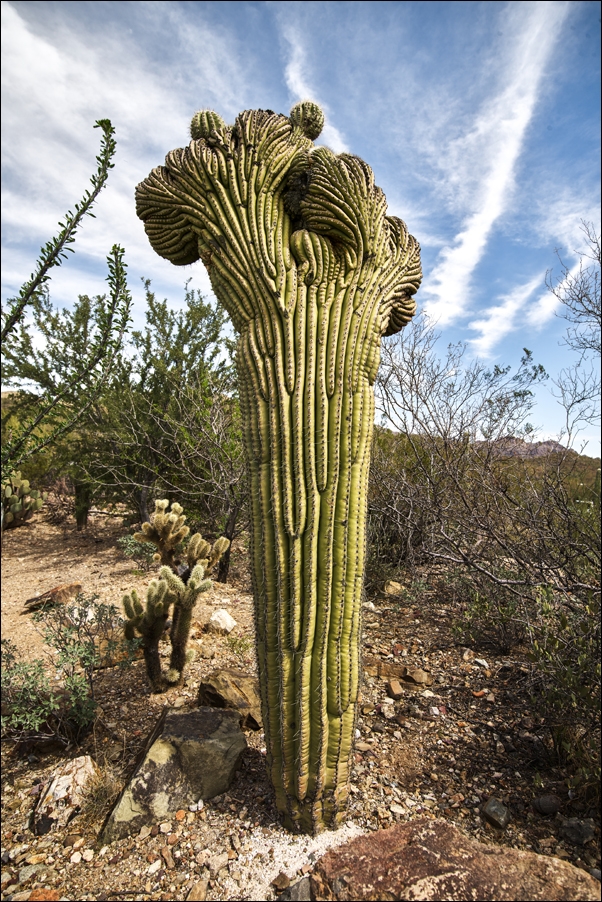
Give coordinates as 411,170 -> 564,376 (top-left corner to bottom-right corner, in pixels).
467,274 -> 542,357
278,22 -> 349,154
422,1 -> 571,326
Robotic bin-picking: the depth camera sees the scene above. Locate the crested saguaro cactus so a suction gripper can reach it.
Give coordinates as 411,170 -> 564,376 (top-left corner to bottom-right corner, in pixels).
136,102 -> 422,832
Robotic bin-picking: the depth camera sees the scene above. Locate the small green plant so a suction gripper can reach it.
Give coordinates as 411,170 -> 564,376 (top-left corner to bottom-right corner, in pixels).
226,634 -> 253,658
117,533 -> 156,571
1,639 -> 93,745
33,593 -> 136,700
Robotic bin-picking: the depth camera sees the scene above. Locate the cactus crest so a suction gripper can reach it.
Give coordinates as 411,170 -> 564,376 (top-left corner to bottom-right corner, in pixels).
190,109 -> 227,140
290,100 -> 324,140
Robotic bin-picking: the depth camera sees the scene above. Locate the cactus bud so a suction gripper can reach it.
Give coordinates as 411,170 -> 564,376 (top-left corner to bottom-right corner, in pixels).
190,110 -> 227,141
290,100 -> 324,140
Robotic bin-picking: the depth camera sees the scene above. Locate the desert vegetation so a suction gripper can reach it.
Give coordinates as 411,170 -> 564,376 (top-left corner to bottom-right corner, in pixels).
0,111 -> 599,897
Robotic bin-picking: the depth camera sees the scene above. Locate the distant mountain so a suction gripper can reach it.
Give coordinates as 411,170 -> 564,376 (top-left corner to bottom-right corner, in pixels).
486,437 -> 571,459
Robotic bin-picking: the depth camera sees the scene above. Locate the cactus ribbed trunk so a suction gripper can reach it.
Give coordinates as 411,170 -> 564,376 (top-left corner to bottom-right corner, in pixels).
136,102 -> 422,832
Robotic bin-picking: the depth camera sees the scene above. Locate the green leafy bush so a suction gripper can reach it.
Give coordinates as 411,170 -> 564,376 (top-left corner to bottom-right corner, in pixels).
117,533 -> 156,571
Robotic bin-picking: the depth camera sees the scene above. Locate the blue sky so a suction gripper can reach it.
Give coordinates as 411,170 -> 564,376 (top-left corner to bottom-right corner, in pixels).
2,1 -> 600,449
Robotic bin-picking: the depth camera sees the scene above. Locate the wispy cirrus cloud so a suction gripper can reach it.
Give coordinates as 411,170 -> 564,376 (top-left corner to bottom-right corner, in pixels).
467,275 -> 543,358
422,1 -> 571,327
277,22 -> 349,154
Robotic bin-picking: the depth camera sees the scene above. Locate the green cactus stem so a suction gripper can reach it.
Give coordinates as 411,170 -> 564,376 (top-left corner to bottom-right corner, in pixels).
136,101 -> 421,832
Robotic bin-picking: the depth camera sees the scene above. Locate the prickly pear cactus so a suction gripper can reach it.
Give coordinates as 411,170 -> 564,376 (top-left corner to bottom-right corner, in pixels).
136,101 -> 422,832
1,471 -> 47,530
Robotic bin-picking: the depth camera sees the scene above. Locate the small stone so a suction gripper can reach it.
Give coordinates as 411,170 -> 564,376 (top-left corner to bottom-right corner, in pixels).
384,580 -> 402,595
589,869 -> 601,882
147,859 -> 162,875
209,851 -> 229,876
160,846 -> 175,869
495,741 -> 506,754
390,803 -> 405,816
559,818 -> 596,846
18,864 -> 42,884
82,849 -> 94,862
151,825 -> 160,837
421,689 -> 435,698
208,609 -> 237,634
533,794 -> 562,816
186,880 -> 209,901
174,697 -> 187,708
175,809 -> 186,821
28,891 -> 61,901
386,680 -> 403,700
139,825 -> 152,839
160,822 -> 172,833
272,871 -> 291,890
70,851 -> 82,864
482,796 -> 511,829
474,658 -> 489,668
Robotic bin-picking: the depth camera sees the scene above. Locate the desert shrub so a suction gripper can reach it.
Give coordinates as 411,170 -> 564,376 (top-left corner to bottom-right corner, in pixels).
33,593 -> 137,699
1,639 -> 93,744
117,533 -> 156,571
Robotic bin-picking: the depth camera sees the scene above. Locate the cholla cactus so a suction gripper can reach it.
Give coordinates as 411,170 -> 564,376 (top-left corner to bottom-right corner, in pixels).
160,563 -> 213,684
136,101 -> 421,831
134,499 -> 189,570
123,499 -> 230,690
1,471 -> 47,530
122,582 -> 175,692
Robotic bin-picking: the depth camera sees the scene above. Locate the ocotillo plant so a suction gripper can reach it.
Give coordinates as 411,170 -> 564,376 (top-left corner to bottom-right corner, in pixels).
136,102 -> 422,832
123,499 -> 230,689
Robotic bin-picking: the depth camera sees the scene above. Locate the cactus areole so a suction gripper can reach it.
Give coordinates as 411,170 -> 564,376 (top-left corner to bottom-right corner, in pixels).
136,102 -> 422,832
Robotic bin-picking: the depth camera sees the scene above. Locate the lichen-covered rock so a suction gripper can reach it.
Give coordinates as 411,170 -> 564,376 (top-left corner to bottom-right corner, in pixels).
33,755 -> 100,835
310,818 -> 601,901
198,668 -> 262,730
100,707 -> 246,843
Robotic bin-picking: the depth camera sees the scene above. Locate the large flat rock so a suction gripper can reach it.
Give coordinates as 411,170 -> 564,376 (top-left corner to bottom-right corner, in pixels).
100,707 -> 246,844
310,818 -> 600,901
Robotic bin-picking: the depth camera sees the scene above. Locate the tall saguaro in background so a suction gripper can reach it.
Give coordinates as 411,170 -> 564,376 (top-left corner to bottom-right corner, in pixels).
136,102 -> 422,832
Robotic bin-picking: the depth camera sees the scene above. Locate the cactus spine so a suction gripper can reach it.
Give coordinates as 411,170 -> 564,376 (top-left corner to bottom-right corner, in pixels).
1,471 -> 46,529
136,102 -> 422,831
124,499 -> 229,690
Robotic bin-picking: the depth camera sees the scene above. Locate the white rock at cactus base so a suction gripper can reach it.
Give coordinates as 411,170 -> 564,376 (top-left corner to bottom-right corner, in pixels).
208,609 -> 237,634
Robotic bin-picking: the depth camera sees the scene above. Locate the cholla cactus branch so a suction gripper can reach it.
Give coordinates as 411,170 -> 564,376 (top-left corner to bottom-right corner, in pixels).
134,499 -> 190,569
136,101 -> 421,831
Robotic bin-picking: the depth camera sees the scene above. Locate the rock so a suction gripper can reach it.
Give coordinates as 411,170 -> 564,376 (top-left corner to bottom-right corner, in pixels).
209,851 -> 230,877
207,609 -> 237,634
309,818 -> 601,901
386,680 -> 404,700
276,877 -> 311,901
18,863 -> 42,883
33,755 -> 100,835
197,668 -> 262,730
28,891 -> 61,901
384,580 -> 403,595
100,707 -> 246,843
590,869 -> 601,882
559,818 -> 596,846
533,794 -> 562,816
272,871 -> 292,891
363,658 -> 433,685
482,796 -> 511,829
187,880 -> 209,901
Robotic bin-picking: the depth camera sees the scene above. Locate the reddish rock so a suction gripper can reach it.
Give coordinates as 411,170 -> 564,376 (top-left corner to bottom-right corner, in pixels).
310,819 -> 600,901
28,891 -> 61,901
